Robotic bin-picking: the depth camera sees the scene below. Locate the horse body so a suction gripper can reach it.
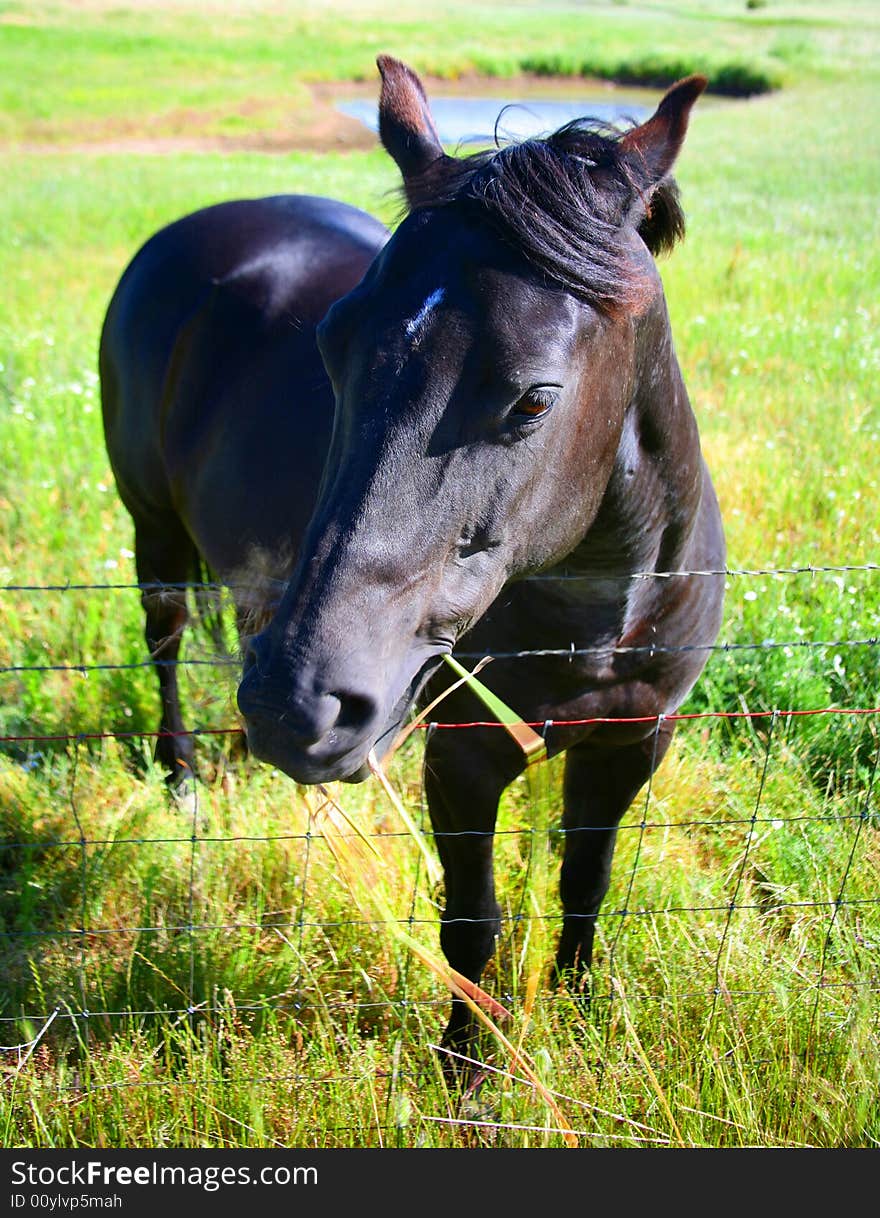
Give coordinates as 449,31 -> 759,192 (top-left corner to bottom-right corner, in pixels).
102,57 -> 724,1054
101,194 -> 388,769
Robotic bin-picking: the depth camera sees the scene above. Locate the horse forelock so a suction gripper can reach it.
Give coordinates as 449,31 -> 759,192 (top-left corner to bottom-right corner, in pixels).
404,119 -> 687,316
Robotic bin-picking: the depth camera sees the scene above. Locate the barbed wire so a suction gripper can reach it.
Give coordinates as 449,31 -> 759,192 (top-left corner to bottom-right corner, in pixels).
3,894 -> 877,942
1,561 -> 878,594
0,806 -> 870,854
455,637 -> 880,659
5,976 -> 878,1031
2,571 -> 877,1138
1,704 -> 878,748
3,634 -> 879,676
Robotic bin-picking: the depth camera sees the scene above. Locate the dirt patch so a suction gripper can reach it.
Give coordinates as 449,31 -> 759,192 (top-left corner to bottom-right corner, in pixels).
11,91 -> 377,156
310,70 -> 632,102
9,72 -> 657,156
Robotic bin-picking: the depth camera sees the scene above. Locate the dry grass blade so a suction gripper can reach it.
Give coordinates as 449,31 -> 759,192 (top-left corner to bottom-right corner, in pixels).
7,1008 -> 59,1074
366,752 -> 441,887
442,654 -> 547,764
308,790 -> 578,1145
432,1044 -> 666,1138
315,784 -> 383,860
612,977 -> 686,1146
387,655 -> 494,756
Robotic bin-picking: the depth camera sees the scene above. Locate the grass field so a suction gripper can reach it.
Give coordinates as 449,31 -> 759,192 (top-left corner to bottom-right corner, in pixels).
0,1 -> 878,1148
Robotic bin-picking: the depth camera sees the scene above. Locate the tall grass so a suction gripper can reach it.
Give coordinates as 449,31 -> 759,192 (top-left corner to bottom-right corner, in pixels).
2,729 -> 878,1146
0,1 -> 878,1147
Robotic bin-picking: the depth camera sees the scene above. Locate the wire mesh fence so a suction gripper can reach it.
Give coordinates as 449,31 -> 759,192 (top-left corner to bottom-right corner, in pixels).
1,566 -> 878,1145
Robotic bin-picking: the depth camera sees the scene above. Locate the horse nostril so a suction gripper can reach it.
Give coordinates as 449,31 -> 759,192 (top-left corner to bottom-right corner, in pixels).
334,692 -> 377,733
238,670 -> 379,757
309,692 -> 343,740
241,633 -> 268,678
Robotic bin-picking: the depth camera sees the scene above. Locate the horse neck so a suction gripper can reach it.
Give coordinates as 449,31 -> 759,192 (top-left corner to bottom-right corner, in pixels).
565,291 -> 706,581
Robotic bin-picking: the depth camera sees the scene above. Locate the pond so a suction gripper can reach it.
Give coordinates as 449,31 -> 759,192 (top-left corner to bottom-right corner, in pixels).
336,95 -> 653,145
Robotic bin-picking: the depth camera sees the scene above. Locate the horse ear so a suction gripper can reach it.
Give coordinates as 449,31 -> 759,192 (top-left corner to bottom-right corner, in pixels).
619,74 -> 707,187
376,55 -> 446,189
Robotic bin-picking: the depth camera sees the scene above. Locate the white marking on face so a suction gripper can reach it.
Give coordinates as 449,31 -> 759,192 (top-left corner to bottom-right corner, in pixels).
404,286 -> 445,341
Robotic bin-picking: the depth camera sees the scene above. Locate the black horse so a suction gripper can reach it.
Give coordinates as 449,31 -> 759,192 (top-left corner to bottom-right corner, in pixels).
101,57 -> 725,1053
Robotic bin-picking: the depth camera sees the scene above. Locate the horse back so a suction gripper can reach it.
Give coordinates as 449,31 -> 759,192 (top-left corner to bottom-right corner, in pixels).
100,195 -> 388,574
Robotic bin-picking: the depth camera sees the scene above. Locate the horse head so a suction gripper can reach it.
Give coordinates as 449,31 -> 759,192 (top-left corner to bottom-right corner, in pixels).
237,56 -> 707,783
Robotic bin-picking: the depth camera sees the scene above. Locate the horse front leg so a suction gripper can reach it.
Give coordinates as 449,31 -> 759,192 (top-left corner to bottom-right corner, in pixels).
135,520 -> 198,784
423,726 -> 525,1074
554,722 -> 675,994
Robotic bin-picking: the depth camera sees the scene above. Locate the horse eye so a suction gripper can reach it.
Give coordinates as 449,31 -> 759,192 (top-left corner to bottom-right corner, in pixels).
512,385 -> 560,421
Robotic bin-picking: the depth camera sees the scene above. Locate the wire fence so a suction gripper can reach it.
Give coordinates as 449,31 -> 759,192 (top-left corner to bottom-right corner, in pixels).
1,566 -> 878,1144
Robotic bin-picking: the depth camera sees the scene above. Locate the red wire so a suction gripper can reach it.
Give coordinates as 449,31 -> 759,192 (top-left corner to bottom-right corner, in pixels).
2,706 -> 878,744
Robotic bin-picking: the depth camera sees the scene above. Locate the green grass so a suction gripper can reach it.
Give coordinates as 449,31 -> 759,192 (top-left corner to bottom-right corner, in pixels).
1,0 -> 878,1148
2,740 -> 878,1147
3,0 -> 880,145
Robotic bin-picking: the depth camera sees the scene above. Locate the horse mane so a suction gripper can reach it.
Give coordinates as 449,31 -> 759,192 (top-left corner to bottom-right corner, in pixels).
403,119 -> 687,317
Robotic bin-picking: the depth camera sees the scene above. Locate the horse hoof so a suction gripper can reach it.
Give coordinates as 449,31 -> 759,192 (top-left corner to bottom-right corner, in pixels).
169,771 -> 199,817
458,1092 -> 504,1146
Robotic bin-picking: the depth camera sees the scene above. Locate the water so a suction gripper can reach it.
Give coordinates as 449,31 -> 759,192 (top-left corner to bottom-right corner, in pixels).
337,96 -> 651,145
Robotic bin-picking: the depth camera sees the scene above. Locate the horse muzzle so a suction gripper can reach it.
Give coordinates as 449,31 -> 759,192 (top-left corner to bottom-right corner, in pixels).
237,672 -> 377,783
236,644 -> 443,785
